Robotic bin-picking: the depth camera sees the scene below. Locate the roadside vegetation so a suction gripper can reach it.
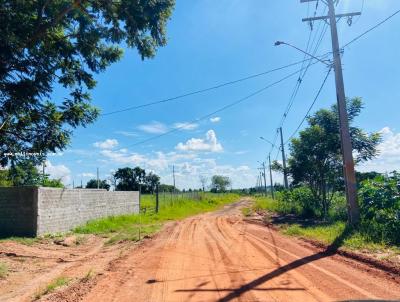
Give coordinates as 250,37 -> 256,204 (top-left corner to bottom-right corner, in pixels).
248,98 -> 399,253
0,262 -> 8,279
34,277 -> 70,300
74,193 -> 239,244
250,173 -> 400,252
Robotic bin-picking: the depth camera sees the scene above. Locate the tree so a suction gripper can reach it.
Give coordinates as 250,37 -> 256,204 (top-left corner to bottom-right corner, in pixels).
0,1 -> 175,167
8,159 -> 42,186
42,177 -> 64,188
199,175 -> 208,191
273,98 -> 381,218
144,172 -> 160,194
159,184 -> 177,192
86,179 -> 110,191
4,159 -> 63,187
211,175 -> 231,193
113,166 -> 159,192
0,169 -> 12,187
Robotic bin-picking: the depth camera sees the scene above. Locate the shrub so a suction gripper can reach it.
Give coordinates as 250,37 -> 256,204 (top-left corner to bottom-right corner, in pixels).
277,187 -> 320,218
358,173 -> 400,245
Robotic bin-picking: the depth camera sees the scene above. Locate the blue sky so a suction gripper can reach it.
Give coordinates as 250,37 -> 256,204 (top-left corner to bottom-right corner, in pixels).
47,0 -> 400,189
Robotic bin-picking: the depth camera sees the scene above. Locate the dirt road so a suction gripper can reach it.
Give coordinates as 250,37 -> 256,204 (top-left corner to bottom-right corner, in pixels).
57,199 -> 399,302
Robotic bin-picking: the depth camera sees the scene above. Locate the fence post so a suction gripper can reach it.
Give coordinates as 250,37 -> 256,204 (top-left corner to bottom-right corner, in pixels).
156,184 -> 159,213
138,184 -> 141,211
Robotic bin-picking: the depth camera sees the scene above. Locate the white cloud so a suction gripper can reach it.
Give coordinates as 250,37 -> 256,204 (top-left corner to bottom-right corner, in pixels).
44,160 -> 71,184
115,131 -> 138,137
79,172 -> 95,178
210,117 -> 221,123
358,127 -> 400,173
138,121 -> 168,134
173,122 -> 199,130
175,130 -> 223,152
100,149 -> 146,165
93,139 -> 119,149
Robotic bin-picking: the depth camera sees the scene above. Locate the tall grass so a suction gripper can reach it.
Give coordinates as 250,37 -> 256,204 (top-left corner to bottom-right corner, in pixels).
251,196 -> 398,252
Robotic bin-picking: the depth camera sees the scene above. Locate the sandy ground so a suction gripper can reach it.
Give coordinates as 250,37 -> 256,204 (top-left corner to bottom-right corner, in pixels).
1,199 -> 400,302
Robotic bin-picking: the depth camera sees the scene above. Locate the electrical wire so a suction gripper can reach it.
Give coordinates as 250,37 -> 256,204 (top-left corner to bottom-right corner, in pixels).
282,7 -> 400,144
343,7 -> 400,49
285,67 -> 332,144
122,61 -> 320,149
101,57 -> 319,116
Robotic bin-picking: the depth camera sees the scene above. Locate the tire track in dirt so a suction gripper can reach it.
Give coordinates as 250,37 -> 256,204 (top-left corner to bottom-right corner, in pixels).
44,199 -> 400,302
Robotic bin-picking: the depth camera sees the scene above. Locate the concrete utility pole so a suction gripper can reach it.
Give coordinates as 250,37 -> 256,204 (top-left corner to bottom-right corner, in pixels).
42,161 -> 46,186
268,154 -> 275,199
262,162 -> 267,196
279,127 -> 289,189
172,165 -> 176,193
96,167 -> 99,189
301,0 -> 361,224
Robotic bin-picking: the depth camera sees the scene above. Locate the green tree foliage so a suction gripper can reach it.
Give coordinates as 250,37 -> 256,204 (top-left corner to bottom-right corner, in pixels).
113,166 -> 160,193
0,169 -> 12,187
211,175 -> 231,193
42,177 -> 64,188
0,0 -> 175,166
359,172 -> 400,244
356,171 -> 382,183
158,184 -> 177,192
1,159 -> 64,187
273,98 -> 381,219
86,179 -> 110,191
8,159 -> 42,186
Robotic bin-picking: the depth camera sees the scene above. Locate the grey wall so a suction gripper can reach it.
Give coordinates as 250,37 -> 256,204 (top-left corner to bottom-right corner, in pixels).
0,187 -> 139,236
0,187 -> 38,236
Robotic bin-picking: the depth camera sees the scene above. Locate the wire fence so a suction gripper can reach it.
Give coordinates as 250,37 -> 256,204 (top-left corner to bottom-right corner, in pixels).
139,190 -> 204,214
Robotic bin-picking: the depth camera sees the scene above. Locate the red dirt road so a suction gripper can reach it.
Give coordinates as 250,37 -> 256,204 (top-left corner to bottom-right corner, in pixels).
75,200 -> 400,302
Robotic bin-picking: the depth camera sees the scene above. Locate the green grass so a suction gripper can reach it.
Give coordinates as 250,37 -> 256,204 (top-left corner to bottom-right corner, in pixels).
34,277 -> 70,300
0,236 -> 38,246
0,262 -> 8,279
74,193 -> 239,244
249,196 -> 398,253
282,221 -> 395,252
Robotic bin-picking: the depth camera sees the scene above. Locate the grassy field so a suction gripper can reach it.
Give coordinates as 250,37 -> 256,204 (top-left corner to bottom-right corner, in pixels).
249,196 -> 399,253
74,193 -> 240,244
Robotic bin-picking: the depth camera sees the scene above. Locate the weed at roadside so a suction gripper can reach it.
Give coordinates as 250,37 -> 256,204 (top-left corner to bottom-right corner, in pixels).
34,277 -> 70,300
0,262 -> 8,279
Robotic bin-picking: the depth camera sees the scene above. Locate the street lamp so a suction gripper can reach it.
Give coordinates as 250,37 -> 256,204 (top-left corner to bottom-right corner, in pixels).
274,41 -> 332,66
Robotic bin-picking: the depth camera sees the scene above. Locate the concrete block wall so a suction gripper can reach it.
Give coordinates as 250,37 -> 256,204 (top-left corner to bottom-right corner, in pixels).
0,187 -> 38,236
0,187 -> 139,236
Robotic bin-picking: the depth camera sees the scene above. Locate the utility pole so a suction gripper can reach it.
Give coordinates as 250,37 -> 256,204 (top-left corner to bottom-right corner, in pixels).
42,161 -> 46,186
301,0 -> 361,224
96,167 -> 99,189
279,127 -> 289,189
268,154 -> 275,199
262,162 -> 267,196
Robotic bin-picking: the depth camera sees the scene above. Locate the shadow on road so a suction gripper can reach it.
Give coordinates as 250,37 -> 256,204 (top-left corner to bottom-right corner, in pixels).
173,224 -> 354,302
214,224 -> 353,302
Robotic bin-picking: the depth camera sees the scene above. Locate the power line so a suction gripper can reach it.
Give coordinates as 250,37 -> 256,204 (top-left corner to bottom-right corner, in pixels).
101,57 -> 318,116
123,61 -> 320,148
285,67 -> 332,144
343,7 -> 400,49
283,7 -> 400,144
277,7 -> 328,129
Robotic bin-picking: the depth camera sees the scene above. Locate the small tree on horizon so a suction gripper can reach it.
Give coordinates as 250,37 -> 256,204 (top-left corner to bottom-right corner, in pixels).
211,175 -> 231,193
